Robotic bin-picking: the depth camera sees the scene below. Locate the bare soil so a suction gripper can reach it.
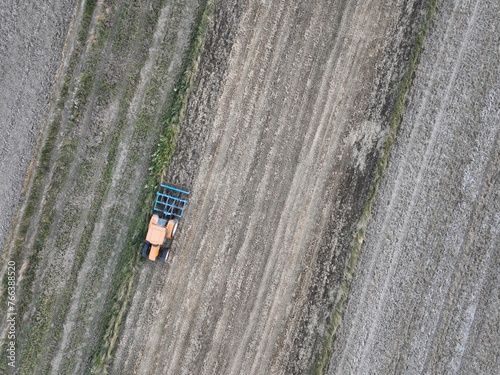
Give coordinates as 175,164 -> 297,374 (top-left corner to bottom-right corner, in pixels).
1,0 -> 497,374
0,0 -> 77,253
329,0 -> 500,374
112,1 -> 434,374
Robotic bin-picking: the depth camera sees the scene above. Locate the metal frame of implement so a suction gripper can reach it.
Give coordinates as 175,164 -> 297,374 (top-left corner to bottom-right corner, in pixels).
153,184 -> 189,219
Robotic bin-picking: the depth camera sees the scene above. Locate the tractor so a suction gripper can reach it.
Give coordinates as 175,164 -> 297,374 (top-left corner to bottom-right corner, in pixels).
142,183 -> 189,262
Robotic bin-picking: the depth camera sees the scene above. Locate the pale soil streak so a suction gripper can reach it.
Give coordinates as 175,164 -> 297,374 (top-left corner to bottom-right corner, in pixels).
113,1 -> 421,374
330,0 -> 500,373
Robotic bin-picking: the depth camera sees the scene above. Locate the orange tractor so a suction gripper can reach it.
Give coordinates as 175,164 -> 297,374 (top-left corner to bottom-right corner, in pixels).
142,184 -> 189,262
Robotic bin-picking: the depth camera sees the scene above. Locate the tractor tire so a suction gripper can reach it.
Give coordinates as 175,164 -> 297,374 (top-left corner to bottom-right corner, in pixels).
163,238 -> 173,249
141,242 -> 151,258
159,248 -> 170,263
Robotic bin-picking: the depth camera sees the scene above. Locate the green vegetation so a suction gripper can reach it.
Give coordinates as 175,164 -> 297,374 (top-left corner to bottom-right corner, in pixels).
312,1 -> 438,374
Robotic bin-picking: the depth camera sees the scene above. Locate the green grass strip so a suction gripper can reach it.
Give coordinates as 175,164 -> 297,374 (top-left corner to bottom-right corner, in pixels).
150,0 -> 212,182
312,1 -> 438,374
90,1 -> 213,373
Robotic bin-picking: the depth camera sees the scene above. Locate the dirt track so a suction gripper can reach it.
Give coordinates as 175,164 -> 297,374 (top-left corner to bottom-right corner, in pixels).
329,0 -> 500,373
112,1 -> 431,374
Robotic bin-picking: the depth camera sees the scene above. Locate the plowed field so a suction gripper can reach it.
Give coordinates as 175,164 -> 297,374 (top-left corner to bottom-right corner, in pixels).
329,0 -> 499,373
0,0 -> 77,254
0,0 -> 201,373
112,0 -> 433,374
1,0 -> 497,374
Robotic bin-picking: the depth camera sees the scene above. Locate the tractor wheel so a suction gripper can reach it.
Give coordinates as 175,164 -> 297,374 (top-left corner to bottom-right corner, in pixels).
141,242 -> 151,257
159,248 -> 170,263
171,220 -> 178,238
